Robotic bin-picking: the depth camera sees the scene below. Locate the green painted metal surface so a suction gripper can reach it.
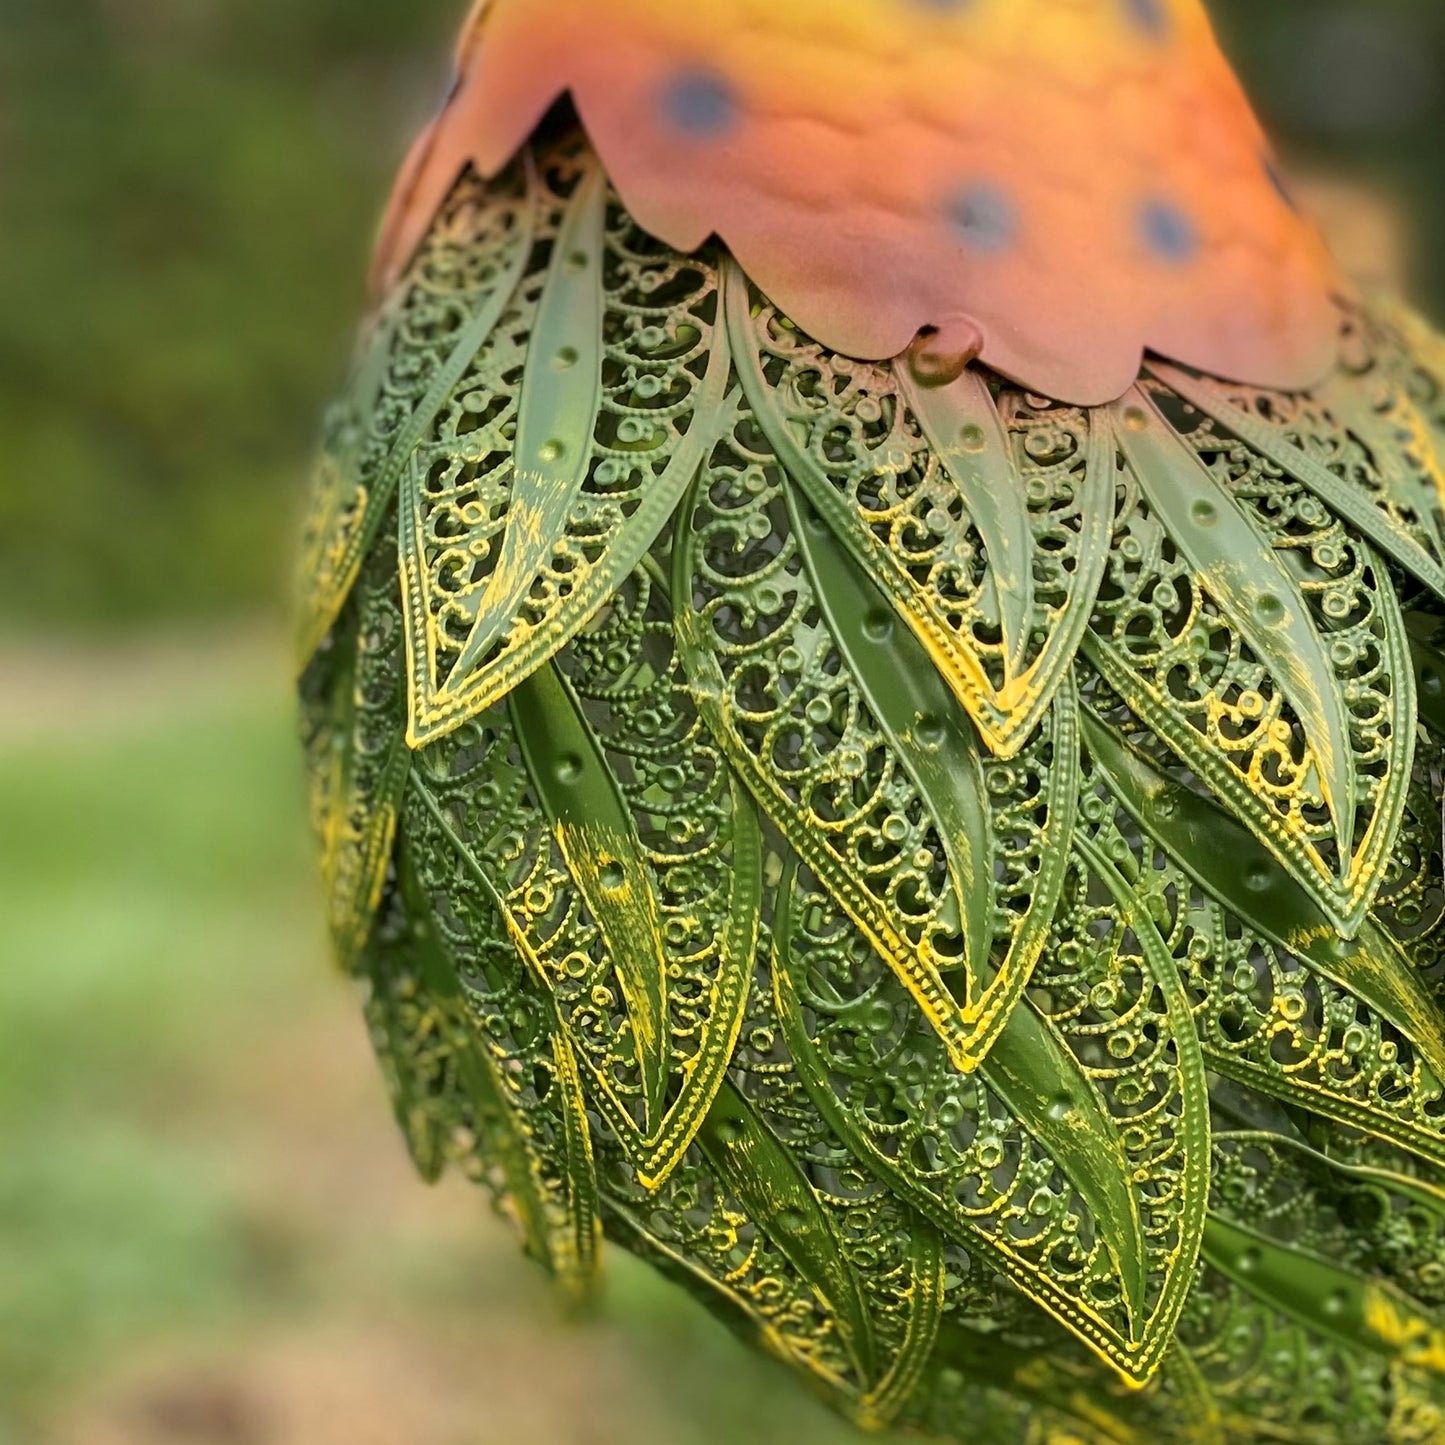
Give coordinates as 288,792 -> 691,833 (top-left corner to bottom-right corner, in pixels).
300,129 -> 1445,1442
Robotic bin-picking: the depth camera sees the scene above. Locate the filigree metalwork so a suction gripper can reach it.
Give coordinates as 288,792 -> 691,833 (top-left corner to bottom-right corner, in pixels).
299,130 -> 1445,1442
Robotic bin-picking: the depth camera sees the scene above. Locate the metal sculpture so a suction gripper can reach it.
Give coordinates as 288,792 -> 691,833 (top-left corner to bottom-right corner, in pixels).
298,3 -> 1445,1439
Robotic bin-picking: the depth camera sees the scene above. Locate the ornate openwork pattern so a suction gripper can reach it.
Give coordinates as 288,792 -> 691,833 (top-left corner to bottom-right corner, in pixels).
298,162 -> 535,664
724,272 -> 1115,758
1084,381 -> 1416,936
298,131 -> 1445,1442
1079,702 -> 1445,1169
299,521 -> 410,971
673,384 -> 1078,1073
770,849 -> 1209,1384
396,138 -> 733,745
401,563 -> 759,1187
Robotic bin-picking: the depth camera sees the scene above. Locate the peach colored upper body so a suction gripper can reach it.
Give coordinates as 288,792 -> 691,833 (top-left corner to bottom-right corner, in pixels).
374,0 -> 1342,406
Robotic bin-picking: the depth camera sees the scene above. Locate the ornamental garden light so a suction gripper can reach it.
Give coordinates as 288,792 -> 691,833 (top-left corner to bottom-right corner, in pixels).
297,2 -> 1445,1439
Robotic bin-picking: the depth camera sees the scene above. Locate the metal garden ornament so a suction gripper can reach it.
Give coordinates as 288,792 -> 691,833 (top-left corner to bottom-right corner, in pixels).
297,1 -> 1445,1438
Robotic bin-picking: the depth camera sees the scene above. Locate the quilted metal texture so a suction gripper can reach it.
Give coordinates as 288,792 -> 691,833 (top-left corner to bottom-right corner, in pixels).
299,133 -> 1445,1441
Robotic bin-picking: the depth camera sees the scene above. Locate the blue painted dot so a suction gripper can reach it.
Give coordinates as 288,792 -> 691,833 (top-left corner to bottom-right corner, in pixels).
1140,199 -> 1197,262
660,68 -> 739,137
1124,0 -> 1171,37
947,183 -> 1018,253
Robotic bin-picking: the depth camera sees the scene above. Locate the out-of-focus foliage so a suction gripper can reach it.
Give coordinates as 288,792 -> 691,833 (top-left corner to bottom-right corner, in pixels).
0,0 -> 455,629
0,0 -> 1438,628
1214,0 -> 1445,307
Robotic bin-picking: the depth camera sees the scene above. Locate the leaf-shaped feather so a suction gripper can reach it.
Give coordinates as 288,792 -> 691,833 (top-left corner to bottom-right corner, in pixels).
617,1066 -> 949,1424
300,530 -> 411,972
722,944 -> 956,1422
1045,835 -> 1211,1374
855,1228 -> 944,1431
1178,1265 -> 1414,1442
405,567 -> 758,1188
975,982 -> 1149,1326
377,841 -> 602,1292
1204,1127 -> 1445,1419
918,1320 -> 1218,1445
1319,372 -> 1445,562
1151,361 -> 1445,601
1081,704 -> 1445,1085
772,848 -> 1210,1385
1203,1214 -> 1445,1381
696,1080 -> 878,1384
1086,388 -> 1415,936
451,160 -> 607,677
1213,1130 -> 1445,1266
901,368 -> 1034,680
788,492 -> 994,1019
723,261 -> 1112,758
400,137 -> 735,746
298,160 -> 537,666
899,367 -> 1116,731
355,881 -> 451,1183
509,659 -> 671,1128
1109,388 -> 1356,853
1078,708 -> 1445,1171
675,394 -> 1076,1072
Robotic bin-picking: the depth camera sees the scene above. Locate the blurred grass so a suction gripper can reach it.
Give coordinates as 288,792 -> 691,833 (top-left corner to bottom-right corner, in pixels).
0,646 -> 879,1445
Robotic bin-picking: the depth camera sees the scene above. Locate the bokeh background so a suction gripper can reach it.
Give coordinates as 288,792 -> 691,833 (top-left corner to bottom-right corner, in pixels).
1,2 -> 1442,1441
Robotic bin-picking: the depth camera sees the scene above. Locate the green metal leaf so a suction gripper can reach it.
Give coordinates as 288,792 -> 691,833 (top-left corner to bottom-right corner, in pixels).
405,566 -> 759,1189
1203,1214 -> 1445,1381
1151,360 -> 1445,600
297,158 -> 536,666
509,658 -> 670,1128
719,930 -> 955,1421
723,261 -> 1113,758
696,1080 -> 878,1385
399,141 -> 735,747
855,1228 -> 945,1431
901,368 -> 1034,679
1216,1130 -> 1445,1238
979,987 -> 1149,1325
1109,387 -> 1356,855
1077,707 -> 1445,1171
771,845 -> 1209,1386
1080,704 -> 1445,1086
1087,388 -> 1416,936
1207,1127 -> 1445,1381
1179,1264 -> 1425,1441
675,394 -> 1077,1073
917,1324 -> 1225,1445
355,882 -> 451,1184
787,490 -> 994,1022
300,529 -> 411,973
402,787 -> 605,1291
372,835 -> 602,1293
450,161 -> 607,679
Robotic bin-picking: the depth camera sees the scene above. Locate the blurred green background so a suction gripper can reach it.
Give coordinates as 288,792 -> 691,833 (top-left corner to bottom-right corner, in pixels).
0,2 -> 1440,1441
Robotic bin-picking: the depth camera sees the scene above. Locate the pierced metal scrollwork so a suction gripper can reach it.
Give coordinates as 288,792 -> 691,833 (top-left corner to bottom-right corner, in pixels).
299,130 -> 1445,1442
